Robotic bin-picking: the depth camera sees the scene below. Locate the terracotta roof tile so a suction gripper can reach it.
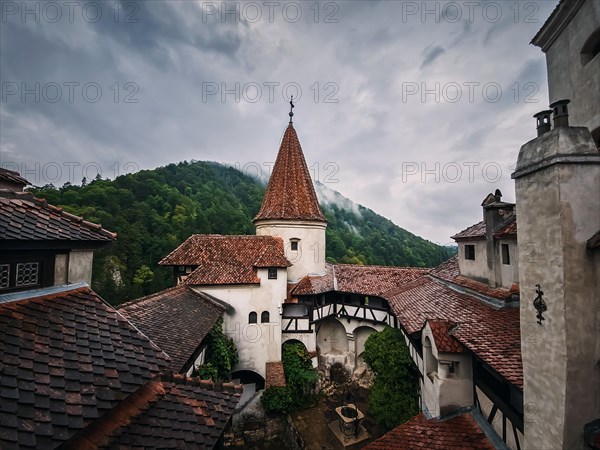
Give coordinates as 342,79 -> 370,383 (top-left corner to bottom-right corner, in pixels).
364,412 -> 495,450
293,263 -> 428,297
426,319 -> 464,353
428,256 -> 517,300
118,285 -> 226,373
254,124 -> 326,223
0,168 -> 29,187
0,285 -> 171,449
0,190 -> 116,242
451,220 -> 486,240
494,216 -> 517,238
62,373 -> 241,450
386,275 -> 522,388
159,235 -> 290,285
265,362 -> 287,388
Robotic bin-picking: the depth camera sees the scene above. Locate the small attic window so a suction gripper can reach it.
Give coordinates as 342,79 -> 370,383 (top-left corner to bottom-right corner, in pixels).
465,245 -> 475,260
290,239 -> 299,251
268,268 -> 277,279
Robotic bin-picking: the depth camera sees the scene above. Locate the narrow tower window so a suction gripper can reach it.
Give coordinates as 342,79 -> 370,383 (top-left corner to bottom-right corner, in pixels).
501,244 -> 511,265
261,311 -> 270,323
249,312 -> 257,324
268,268 -> 277,279
290,239 -> 299,251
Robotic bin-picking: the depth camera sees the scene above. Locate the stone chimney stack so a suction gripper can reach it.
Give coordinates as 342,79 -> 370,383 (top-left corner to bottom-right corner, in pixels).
550,99 -> 571,128
534,110 -> 553,137
513,107 -> 600,449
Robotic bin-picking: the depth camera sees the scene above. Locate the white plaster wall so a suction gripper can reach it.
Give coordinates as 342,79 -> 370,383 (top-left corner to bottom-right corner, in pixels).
255,220 -> 326,282
196,267 -> 287,380
67,250 -> 93,285
436,352 -> 473,415
54,254 -> 68,285
353,326 -> 377,360
477,387 -> 523,450
457,240 -> 490,283
497,239 -> 519,288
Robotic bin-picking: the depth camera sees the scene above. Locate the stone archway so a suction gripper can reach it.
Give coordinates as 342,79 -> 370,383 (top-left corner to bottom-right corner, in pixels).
317,318 -> 348,355
353,326 -> 377,365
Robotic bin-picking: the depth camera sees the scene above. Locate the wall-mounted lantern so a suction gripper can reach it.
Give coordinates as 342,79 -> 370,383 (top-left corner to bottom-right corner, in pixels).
533,284 -> 547,325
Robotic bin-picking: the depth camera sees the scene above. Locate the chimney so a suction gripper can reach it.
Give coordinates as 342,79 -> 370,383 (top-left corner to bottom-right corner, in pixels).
550,99 -> 570,128
533,110 -> 553,136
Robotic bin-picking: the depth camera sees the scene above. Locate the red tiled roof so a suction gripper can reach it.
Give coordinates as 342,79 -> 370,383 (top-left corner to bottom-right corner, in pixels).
429,256 -> 517,300
265,361 -> 287,388
159,235 -> 290,286
62,373 -> 241,450
494,217 -> 517,238
427,319 -> 464,353
0,190 -> 116,242
386,275 -> 523,387
0,284 -> 171,450
293,263 -> 428,297
118,285 -> 226,373
254,124 -> 326,223
364,412 -> 495,450
0,168 -> 28,187
451,220 -> 486,240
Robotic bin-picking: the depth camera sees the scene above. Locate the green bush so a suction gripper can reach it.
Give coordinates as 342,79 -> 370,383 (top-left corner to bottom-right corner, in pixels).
282,343 -> 318,407
261,386 -> 294,415
193,319 -> 238,382
363,326 -> 419,430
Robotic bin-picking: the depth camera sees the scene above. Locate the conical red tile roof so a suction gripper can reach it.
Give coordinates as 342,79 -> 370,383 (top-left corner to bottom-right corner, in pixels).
254,124 -> 326,223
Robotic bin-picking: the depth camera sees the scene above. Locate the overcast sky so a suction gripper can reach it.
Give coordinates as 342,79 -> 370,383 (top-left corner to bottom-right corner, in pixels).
0,0 -> 559,244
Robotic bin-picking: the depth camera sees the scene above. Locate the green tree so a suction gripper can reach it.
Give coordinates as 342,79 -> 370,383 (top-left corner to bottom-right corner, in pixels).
363,327 -> 419,430
282,342 -> 318,406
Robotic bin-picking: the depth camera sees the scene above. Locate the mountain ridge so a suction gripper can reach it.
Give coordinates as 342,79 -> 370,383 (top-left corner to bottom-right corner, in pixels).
29,160 -> 455,304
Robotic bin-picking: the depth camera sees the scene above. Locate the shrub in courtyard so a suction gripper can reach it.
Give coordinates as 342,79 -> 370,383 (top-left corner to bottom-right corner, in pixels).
363,326 -> 419,430
261,386 -> 294,415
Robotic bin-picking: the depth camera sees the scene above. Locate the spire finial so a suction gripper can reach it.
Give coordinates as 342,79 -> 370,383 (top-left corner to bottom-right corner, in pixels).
289,96 -> 294,124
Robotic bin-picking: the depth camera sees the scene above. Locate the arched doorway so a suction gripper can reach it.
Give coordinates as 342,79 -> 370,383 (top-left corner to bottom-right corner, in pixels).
353,326 -> 377,367
317,318 -> 348,354
231,369 -> 266,408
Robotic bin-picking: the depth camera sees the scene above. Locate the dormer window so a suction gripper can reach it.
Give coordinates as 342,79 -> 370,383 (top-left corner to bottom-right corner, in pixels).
290,239 -> 299,251
268,268 -> 277,279
465,245 -> 475,260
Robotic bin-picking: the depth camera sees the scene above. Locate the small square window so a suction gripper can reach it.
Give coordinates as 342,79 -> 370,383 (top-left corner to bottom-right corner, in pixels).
290,241 -> 299,251
502,244 -> 510,265
465,245 -> 475,261
268,268 -> 277,279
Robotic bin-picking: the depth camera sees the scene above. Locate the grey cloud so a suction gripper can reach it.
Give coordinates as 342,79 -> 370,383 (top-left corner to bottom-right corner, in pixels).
420,45 -> 445,70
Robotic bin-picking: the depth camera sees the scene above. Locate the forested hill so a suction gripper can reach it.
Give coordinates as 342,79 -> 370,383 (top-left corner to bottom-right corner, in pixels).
30,161 -> 455,304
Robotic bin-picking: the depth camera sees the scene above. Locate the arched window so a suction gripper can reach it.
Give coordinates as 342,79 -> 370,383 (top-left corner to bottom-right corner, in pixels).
424,336 -> 438,379
261,311 -> 270,323
249,312 -> 257,324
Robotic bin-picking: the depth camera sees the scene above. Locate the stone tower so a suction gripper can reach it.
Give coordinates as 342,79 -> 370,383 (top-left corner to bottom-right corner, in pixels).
512,105 -> 600,449
254,123 -> 327,282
